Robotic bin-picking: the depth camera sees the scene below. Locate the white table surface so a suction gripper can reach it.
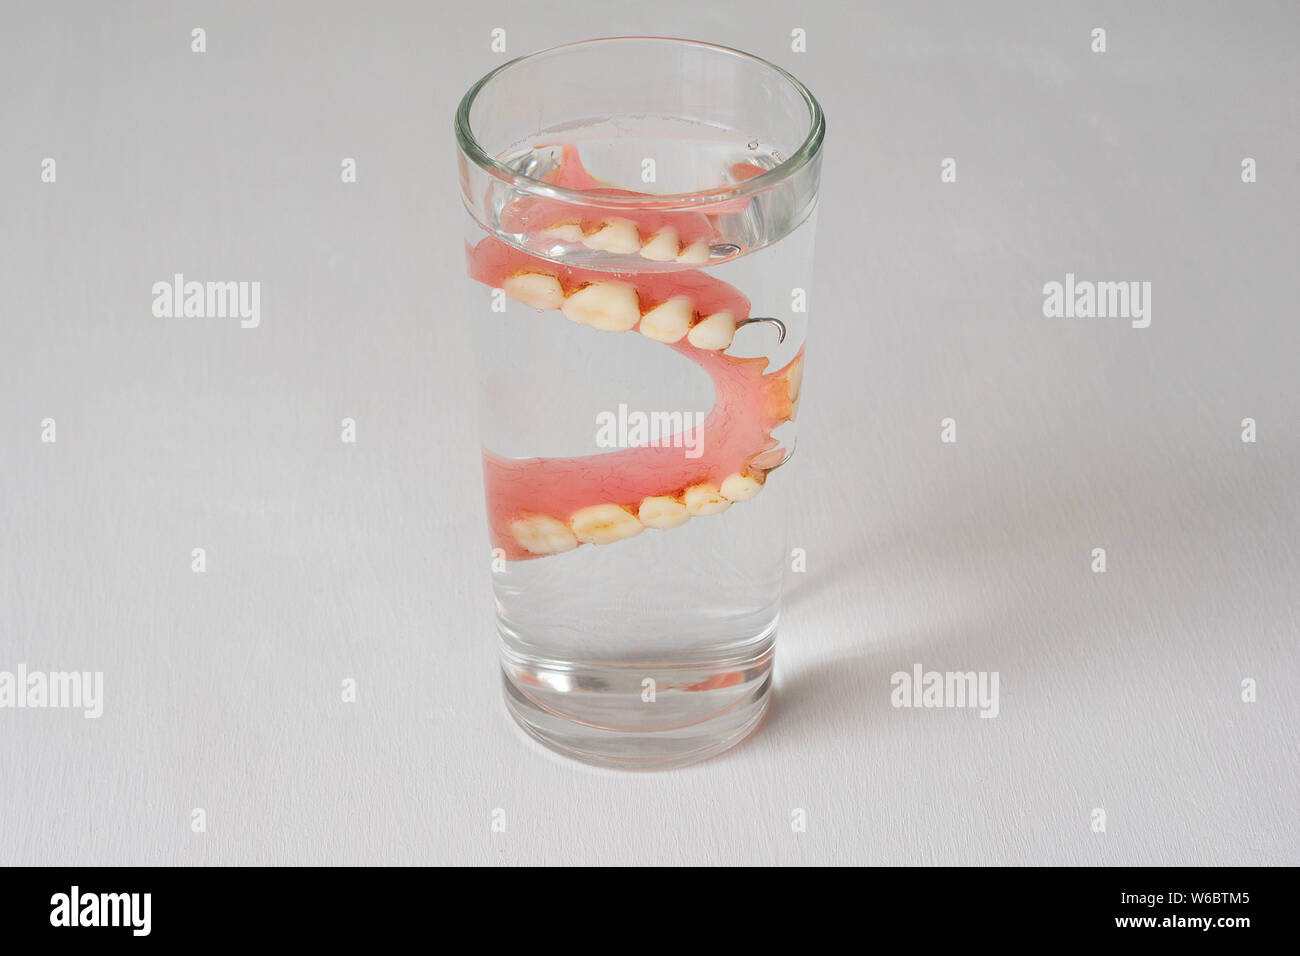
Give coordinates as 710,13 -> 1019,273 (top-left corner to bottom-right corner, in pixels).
1,0 -> 1296,866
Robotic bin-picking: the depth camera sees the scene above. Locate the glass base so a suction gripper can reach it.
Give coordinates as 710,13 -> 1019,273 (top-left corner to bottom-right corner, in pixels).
501,640 -> 774,770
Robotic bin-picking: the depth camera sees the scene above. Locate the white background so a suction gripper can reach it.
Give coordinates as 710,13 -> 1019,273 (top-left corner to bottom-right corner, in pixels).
1,0 -> 1296,865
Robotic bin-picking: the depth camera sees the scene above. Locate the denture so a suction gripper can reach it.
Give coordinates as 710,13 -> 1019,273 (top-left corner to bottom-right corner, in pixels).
469,147 -> 803,561
498,145 -> 756,264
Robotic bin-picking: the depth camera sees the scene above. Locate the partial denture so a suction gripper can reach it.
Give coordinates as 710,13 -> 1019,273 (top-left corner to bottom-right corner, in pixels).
503,265 -> 739,351
470,236 -> 799,561
550,216 -> 717,264
472,146 -> 800,562
499,145 -> 764,264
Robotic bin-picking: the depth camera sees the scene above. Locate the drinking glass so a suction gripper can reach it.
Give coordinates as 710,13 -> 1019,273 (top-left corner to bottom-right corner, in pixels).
455,36 -> 824,767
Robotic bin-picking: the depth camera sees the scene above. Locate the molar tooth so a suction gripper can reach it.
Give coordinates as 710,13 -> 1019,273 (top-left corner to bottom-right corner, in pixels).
683,484 -> 732,516
510,515 -> 578,555
637,496 -> 691,529
569,503 -> 644,544
720,473 -> 764,502
639,227 -> 680,261
637,296 -> 694,343
583,218 -> 642,254
561,282 -> 641,331
541,222 -> 584,242
687,311 -> 737,350
677,240 -> 711,264
502,272 -> 564,311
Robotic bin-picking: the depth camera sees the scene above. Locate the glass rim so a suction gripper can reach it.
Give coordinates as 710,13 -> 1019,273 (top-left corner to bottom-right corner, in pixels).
454,36 -> 825,211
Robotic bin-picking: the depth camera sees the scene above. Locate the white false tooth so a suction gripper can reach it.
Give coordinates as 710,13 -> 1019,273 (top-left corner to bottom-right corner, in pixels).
502,272 -> 564,311
639,227 -> 680,261
720,473 -> 763,502
637,496 -> 690,529
583,218 -> 642,254
684,484 -> 732,516
677,240 -> 711,263
541,222 -> 584,242
687,311 -> 736,350
510,515 -> 578,555
561,282 -> 641,331
637,296 -> 694,343
569,503 -> 644,544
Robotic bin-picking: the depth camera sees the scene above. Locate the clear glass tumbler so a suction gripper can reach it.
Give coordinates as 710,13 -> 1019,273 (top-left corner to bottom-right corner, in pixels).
455,37 -> 824,768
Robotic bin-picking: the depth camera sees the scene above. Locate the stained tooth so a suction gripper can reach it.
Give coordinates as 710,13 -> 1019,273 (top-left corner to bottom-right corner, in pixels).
570,503 -> 644,544
583,218 -> 642,254
687,311 -> 736,350
638,296 -> 694,343
502,272 -> 564,311
638,495 -> 691,529
541,222 -> 584,242
720,473 -> 764,502
677,240 -> 710,263
510,515 -> 578,555
640,227 -> 680,261
683,483 -> 732,516
561,282 -> 641,331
